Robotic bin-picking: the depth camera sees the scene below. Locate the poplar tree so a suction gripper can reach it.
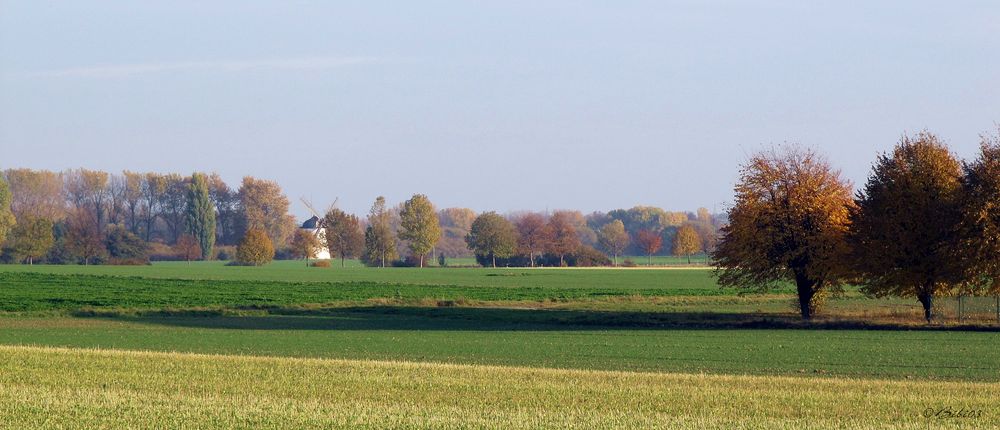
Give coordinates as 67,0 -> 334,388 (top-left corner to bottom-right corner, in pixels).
363,196 -> 397,267
185,172 -> 216,260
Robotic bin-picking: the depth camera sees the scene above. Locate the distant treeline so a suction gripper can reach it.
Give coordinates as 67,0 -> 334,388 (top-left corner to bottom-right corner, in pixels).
0,168 -> 722,267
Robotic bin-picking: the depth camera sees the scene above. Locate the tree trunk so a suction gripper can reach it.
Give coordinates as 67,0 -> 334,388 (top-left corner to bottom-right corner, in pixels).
492,254 -> 496,268
647,254 -> 652,266
796,284 -> 814,320
341,256 -> 346,268
559,254 -> 565,267
794,272 -> 816,320
613,253 -> 618,267
420,254 -> 424,268
918,292 -> 933,324
686,254 -> 691,265
530,252 -> 535,267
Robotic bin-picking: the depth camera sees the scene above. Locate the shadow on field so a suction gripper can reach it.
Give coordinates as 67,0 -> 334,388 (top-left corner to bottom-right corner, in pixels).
79,306 -> 1000,332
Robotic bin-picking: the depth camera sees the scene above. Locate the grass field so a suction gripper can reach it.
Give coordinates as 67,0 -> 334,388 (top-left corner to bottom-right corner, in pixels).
0,260 -> 723,288
1,346 -> 996,429
0,314 -> 997,381
0,262 -> 996,428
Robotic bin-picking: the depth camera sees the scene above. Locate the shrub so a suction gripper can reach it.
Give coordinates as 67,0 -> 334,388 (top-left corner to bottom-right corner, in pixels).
273,247 -> 297,260
107,257 -> 151,266
310,260 -> 331,268
571,245 -> 612,267
621,258 -> 637,268
473,253 -> 533,268
391,256 -> 422,267
214,245 -> 236,261
148,242 -> 178,261
105,225 -> 149,264
234,228 -> 274,266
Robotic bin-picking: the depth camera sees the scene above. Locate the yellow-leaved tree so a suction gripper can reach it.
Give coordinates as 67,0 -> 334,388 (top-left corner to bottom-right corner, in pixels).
672,224 -> 702,264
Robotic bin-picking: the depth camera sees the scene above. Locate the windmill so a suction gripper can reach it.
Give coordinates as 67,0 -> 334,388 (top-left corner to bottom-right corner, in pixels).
299,197 -> 338,260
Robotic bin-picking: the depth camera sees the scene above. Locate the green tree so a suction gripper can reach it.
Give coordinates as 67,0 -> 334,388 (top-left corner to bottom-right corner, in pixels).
7,215 -> 53,264
672,224 -> 702,264
235,228 -> 275,266
398,194 -> 441,268
362,196 -> 397,267
324,208 -> 364,267
960,129 -> 1000,294
714,146 -> 854,320
850,132 -> 964,323
0,176 -> 16,245
465,212 -> 518,268
597,220 -> 629,266
185,172 -> 216,260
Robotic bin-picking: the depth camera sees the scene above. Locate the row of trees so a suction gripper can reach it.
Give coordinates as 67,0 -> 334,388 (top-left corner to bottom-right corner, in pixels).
231,192 -> 722,269
714,129 -> 1000,322
0,169 -> 721,267
0,169 -> 296,265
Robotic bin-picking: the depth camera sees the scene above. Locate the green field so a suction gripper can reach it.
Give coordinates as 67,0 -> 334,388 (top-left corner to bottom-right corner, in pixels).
0,262 -> 996,428
0,259 -> 721,288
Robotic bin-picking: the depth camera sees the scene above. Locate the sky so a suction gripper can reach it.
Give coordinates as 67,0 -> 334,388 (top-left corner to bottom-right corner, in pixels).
1,1 -> 998,219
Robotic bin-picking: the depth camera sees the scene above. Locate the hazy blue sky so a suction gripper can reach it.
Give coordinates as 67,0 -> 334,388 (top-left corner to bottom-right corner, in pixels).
2,1 -> 998,218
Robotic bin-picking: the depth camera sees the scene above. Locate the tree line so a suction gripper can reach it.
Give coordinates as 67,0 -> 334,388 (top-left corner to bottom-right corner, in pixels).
0,168 -> 721,267
714,129 -> 1000,322
0,170 -> 296,265
300,195 -> 721,269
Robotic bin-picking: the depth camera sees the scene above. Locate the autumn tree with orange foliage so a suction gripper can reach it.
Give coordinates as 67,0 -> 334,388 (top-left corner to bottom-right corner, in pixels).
289,229 -> 321,266
634,230 -> 662,266
714,146 -> 854,320
515,213 -> 549,267
544,211 -> 580,267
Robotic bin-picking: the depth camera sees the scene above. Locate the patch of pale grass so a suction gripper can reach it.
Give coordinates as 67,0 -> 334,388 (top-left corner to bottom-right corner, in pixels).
0,345 -> 995,429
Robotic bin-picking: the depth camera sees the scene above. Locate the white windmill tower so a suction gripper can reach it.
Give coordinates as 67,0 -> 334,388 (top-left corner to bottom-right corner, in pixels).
300,197 -> 337,260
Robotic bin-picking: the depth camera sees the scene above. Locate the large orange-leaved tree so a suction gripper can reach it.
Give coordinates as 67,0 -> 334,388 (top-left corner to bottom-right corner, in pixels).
714,146 -> 854,320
